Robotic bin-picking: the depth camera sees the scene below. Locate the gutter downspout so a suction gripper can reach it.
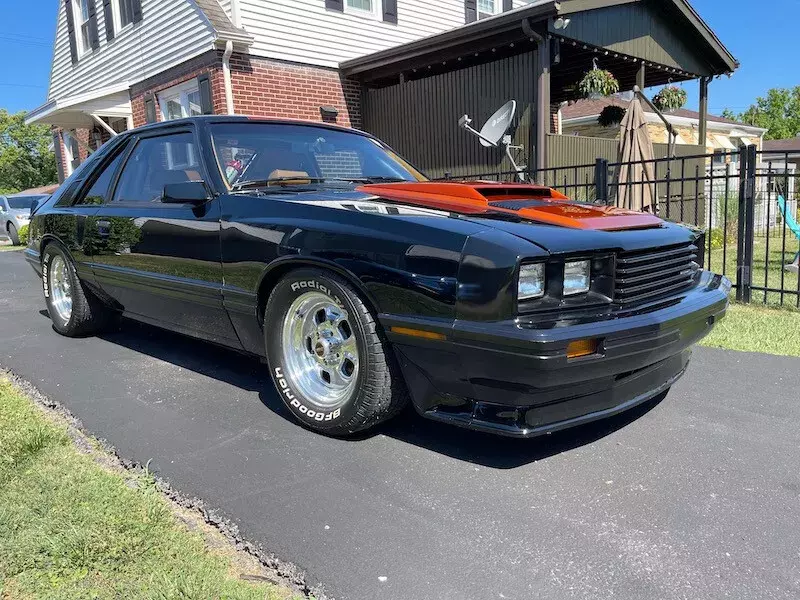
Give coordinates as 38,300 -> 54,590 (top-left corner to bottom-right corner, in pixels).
222,40 -> 235,115
230,0 -> 241,28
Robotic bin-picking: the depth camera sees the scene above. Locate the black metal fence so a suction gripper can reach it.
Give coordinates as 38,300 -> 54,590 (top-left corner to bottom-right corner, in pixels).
437,145 -> 800,308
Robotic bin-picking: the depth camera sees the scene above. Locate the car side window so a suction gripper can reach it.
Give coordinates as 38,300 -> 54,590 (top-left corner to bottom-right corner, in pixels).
112,132 -> 201,203
74,144 -> 128,206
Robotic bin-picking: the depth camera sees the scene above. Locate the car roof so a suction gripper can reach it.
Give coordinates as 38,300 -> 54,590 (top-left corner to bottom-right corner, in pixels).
128,115 -> 374,138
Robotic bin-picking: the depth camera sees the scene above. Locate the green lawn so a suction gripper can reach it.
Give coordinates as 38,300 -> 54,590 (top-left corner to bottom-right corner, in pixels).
0,242 -> 23,252
707,228 -> 800,308
699,302 -> 800,357
0,377 -> 301,600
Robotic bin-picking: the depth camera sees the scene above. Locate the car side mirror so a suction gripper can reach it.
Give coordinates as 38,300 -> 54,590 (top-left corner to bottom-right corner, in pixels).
162,181 -> 210,205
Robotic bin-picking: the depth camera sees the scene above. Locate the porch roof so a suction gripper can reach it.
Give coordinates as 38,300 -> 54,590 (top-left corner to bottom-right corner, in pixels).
25,82 -> 132,130
341,0 -> 739,88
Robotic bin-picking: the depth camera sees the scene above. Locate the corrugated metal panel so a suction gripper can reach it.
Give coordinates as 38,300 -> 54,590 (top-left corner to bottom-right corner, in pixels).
556,2 -> 710,75
48,0 -> 217,100
362,51 -> 538,179
239,0 -> 465,68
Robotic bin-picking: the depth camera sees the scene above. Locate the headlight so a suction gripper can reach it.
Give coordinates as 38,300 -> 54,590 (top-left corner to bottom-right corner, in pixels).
564,260 -> 591,296
518,263 -> 545,300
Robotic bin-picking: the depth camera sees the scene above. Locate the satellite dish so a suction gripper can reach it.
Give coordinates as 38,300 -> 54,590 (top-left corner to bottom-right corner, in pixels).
458,100 -> 526,181
478,100 -> 517,147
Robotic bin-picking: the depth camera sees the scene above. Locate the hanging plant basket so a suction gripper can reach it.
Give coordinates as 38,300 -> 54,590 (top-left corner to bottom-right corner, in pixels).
653,85 -> 687,112
578,66 -> 620,99
598,105 -> 626,127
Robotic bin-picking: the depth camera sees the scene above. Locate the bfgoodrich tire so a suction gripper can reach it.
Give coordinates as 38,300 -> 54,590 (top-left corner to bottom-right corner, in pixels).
42,244 -> 114,337
264,268 -> 408,436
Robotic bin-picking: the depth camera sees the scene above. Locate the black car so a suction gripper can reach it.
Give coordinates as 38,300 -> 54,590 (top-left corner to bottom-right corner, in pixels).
25,116 -> 729,437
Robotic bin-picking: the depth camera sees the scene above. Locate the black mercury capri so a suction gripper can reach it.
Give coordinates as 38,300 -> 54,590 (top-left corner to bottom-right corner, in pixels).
25,116 -> 729,437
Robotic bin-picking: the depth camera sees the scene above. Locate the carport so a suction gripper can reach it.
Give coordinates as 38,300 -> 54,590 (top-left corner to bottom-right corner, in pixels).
341,0 -> 739,178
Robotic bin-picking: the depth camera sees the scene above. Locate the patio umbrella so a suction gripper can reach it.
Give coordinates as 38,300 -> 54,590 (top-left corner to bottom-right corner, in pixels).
615,96 -> 657,213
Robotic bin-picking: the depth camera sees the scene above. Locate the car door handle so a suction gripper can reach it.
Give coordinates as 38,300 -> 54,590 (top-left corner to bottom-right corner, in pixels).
96,220 -> 111,237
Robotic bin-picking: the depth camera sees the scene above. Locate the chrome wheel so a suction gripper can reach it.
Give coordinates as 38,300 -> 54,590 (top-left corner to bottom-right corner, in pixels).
281,291 -> 360,409
49,255 -> 73,323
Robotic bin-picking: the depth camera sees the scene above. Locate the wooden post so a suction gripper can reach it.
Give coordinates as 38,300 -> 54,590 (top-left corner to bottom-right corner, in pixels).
636,63 -> 646,90
699,76 -> 709,149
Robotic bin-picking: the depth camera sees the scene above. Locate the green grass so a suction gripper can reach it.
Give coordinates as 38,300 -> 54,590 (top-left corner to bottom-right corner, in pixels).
0,243 -> 23,252
699,303 -> 800,357
0,377 -> 300,600
707,228 -> 800,308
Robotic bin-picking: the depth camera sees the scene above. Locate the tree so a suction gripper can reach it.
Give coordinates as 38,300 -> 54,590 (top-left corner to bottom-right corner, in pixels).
0,109 -> 57,194
725,87 -> 800,141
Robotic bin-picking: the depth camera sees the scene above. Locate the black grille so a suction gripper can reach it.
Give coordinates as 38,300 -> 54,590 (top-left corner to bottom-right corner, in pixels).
615,243 -> 700,306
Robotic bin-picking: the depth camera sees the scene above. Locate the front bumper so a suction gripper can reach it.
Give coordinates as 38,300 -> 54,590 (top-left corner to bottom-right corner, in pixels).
383,271 -> 730,438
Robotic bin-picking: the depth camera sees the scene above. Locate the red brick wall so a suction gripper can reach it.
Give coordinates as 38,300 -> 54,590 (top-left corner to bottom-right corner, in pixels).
228,54 -> 361,128
129,50 -> 361,129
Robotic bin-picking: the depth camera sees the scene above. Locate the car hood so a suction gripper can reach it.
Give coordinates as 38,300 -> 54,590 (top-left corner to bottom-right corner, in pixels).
268,181 -> 695,254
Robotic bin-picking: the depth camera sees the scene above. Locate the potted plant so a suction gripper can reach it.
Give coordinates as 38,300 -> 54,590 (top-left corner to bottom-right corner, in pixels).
578,60 -> 620,99
653,85 -> 687,112
598,105 -> 626,127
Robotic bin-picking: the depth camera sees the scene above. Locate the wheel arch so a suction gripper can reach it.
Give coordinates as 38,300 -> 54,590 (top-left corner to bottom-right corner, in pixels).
255,256 -> 381,326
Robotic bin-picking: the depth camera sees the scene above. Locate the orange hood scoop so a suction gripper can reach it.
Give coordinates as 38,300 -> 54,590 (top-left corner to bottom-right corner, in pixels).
357,182 -> 663,231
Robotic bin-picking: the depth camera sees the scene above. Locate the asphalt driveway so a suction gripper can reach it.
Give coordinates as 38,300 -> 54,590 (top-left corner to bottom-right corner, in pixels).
1,250 -> 799,600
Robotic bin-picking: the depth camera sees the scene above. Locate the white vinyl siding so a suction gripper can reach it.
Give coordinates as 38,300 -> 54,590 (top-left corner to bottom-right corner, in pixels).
237,0 -> 465,68
48,0 -> 217,101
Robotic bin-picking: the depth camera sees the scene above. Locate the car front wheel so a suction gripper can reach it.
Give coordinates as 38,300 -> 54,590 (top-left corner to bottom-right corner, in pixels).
8,223 -> 19,245
42,244 -> 114,337
264,268 -> 407,436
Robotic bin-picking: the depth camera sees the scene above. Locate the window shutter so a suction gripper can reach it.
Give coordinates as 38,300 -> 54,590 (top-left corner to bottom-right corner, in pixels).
465,0 -> 477,23
325,0 -> 344,12
144,93 -> 157,124
197,74 -> 214,115
383,0 -> 398,23
503,0 -> 513,11
102,0 -> 114,41
63,0 -> 78,64
87,0 -> 100,50
132,0 -> 143,24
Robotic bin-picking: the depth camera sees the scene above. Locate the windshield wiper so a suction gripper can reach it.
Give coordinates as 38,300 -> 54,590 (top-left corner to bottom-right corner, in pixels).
231,176 -> 409,191
232,177 -> 328,191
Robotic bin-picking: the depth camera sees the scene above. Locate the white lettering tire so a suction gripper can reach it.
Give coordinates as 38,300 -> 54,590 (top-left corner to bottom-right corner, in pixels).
264,268 -> 408,436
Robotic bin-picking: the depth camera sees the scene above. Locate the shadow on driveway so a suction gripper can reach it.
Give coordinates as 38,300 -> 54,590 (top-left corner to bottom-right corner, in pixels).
39,310 -> 667,469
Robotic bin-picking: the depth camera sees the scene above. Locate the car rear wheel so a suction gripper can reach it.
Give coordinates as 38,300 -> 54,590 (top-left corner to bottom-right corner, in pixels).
42,244 -> 114,337
264,268 -> 408,436
8,223 -> 19,245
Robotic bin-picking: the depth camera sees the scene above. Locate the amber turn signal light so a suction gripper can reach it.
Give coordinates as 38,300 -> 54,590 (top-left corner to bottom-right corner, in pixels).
390,327 -> 447,341
566,338 -> 599,359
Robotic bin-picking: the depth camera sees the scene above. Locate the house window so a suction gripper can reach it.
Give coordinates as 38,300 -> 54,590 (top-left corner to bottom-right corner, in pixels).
158,81 -> 203,122
118,0 -> 135,28
77,0 -> 92,53
477,0 -> 501,19
344,0 -> 380,19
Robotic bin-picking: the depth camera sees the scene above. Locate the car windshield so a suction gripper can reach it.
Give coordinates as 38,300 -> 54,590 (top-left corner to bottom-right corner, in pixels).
210,123 -> 426,189
8,196 -> 44,210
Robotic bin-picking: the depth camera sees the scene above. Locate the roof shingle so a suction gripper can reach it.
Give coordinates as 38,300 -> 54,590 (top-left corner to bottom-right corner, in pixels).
561,97 -> 750,127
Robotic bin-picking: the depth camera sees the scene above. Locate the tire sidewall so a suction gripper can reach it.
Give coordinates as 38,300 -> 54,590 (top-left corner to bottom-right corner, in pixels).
42,244 -> 75,334
8,223 -> 19,245
265,270 -> 368,432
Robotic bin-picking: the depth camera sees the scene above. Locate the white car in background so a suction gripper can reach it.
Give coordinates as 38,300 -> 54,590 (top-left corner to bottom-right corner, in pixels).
1,195 -> 48,245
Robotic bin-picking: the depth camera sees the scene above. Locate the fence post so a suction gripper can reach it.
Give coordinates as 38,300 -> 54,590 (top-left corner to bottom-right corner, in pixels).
594,158 -> 608,204
736,145 -> 757,303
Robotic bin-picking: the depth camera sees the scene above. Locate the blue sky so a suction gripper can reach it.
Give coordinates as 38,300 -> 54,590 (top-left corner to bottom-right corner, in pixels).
0,0 -> 797,116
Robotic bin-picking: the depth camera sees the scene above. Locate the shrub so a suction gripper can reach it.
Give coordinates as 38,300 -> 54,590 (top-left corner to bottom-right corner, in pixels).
18,224 -> 29,246
708,228 -> 725,250
598,105 -> 626,127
